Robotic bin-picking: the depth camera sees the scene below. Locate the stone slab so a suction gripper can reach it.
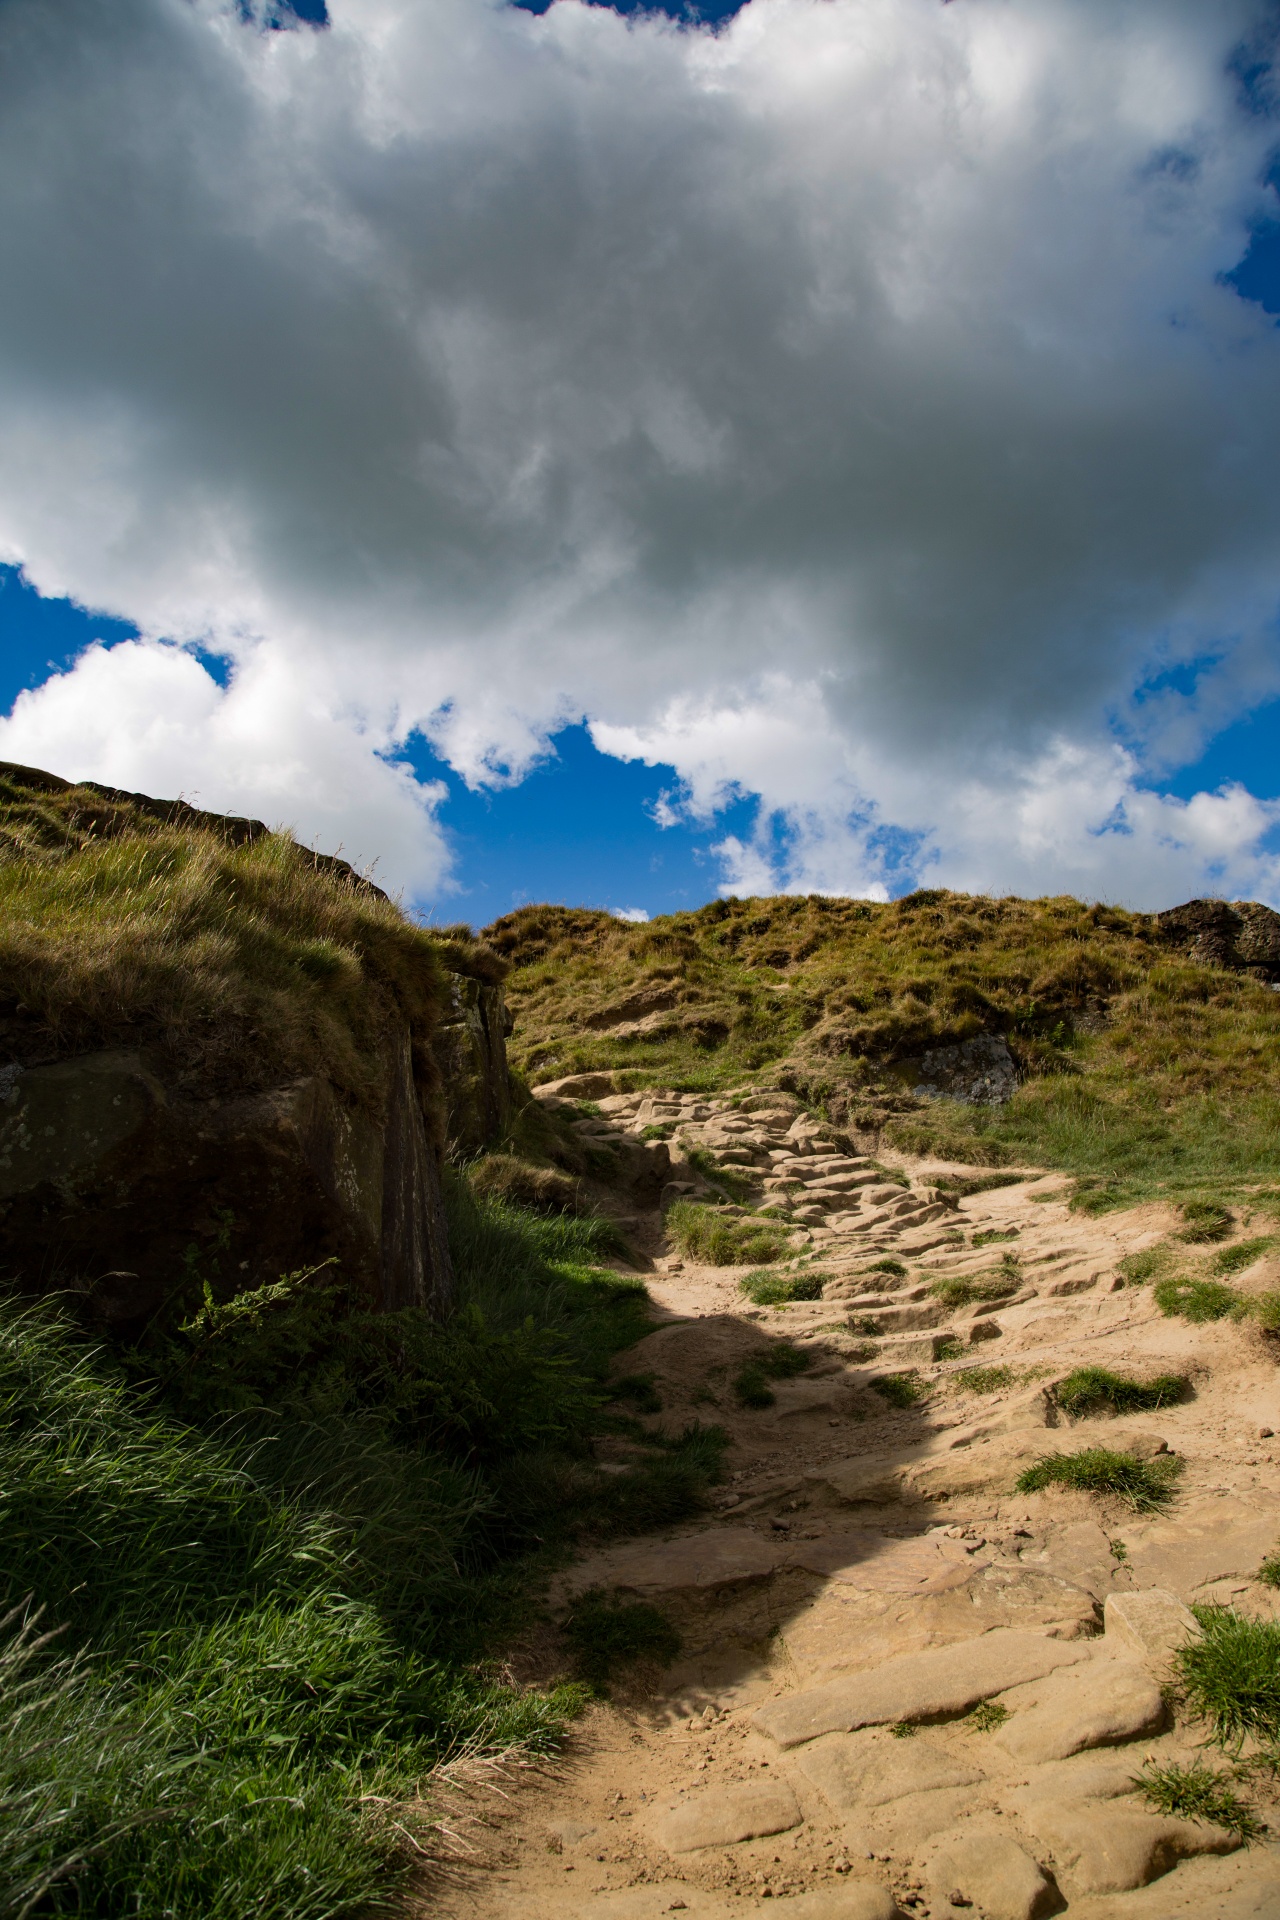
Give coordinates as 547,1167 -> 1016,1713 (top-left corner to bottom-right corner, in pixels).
650,1781 -> 802,1852
1017,1802 -> 1239,1893
763,1888 -> 902,1920
754,1629 -> 1091,1747
792,1729 -> 985,1813
1103,1589 -> 1198,1664
786,1531 -> 985,1595
922,1825 -> 1056,1920
1118,1495 -> 1280,1598
562,1527 -> 782,1598
993,1656 -> 1164,1764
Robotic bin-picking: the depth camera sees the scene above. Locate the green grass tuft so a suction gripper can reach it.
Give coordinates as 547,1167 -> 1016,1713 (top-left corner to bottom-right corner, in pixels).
609,1373 -> 663,1414
966,1700 -> 1009,1732
928,1270 -> 1021,1307
864,1258 -> 908,1277
1133,1760 -> 1263,1841
1178,1200 -> 1235,1243
1153,1275 -> 1241,1322
1015,1446 -> 1181,1511
972,1228 -> 1019,1247
1258,1553 -> 1280,1589
1055,1366 -> 1188,1416
562,1592 -> 682,1695
666,1200 -> 788,1267
869,1371 -> 927,1409
738,1268 -> 825,1306
1179,1606 -> 1280,1750
1214,1236 -> 1276,1275
952,1365 -> 1017,1393
733,1342 -> 811,1408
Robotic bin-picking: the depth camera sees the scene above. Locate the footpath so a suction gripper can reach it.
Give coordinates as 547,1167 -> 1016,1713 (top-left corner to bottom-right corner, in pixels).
435,1088 -> 1280,1920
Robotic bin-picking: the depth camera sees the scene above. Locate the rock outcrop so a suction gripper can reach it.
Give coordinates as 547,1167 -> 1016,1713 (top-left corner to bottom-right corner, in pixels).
1156,897 -> 1280,980
0,761 -> 517,1323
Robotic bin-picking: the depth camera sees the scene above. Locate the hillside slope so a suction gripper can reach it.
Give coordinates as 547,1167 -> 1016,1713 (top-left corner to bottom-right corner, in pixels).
485,891 -> 1280,1211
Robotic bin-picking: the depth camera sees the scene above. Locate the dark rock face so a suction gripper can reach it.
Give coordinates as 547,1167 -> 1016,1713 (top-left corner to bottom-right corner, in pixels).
911,1033 -> 1018,1106
1155,899 -> 1280,981
436,972 -> 513,1154
0,1028 -> 454,1326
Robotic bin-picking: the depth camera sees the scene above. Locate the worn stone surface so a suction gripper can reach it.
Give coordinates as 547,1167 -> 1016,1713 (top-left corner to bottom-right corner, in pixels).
766,1888 -> 901,1920
992,1656 -> 1164,1764
913,1033 -> 1019,1105
1118,1497 -> 1280,1600
871,1784 -> 995,1851
754,1629 -> 1091,1747
0,1029 -> 455,1319
923,1825 -> 1057,1920
436,972 -> 511,1153
786,1531 -> 984,1595
792,1729 -> 985,1814
1103,1589 -> 1199,1664
650,1781 -> 802,1852
562,1526 -> 782,1599
1017,1802 -> 1239,1893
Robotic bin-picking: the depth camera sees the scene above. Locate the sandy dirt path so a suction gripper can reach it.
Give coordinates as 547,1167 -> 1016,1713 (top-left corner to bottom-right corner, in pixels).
426,1089 -> 1280,1920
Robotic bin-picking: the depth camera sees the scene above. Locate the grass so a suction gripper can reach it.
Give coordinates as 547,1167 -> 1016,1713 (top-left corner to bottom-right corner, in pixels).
1014,1446 -> 1181,1511
0,1176 -> 732,1917
1055,1366 -> 1188,1416
609,1373 -> 663,1414
864,1258 -> 908,1278
561,1592 -> 682,1695
1153,1276 -> 1241,1322
733,1342 -> 811,1408
1178,1201 -> 1235,1243
934,1335 -> 964,1361
1133,1761 -> 1263,1842
1178,1606 -> 1280,1750
0,765 -> 504,1114
1118,1244 -> 1173,1285
685,1147 -> 759,1203
666,1200 -> 788,1266
1258,1553 -> 1280,1589
1214,1236 -> 1276,1275
953,1365 -> 1017,1392
738,1268 -> 825,1306
869,1371 -> 927,1408
889,1721 -> 918,1738
486,891 -> 1280,1216
928,1270 -> 1021,1308
972,1228 -> 1019,1247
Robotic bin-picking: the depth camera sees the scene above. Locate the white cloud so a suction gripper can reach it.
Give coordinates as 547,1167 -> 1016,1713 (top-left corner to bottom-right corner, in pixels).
610,905 -> 651,922
0,0 -> 1277,903
0,639 -> 451,897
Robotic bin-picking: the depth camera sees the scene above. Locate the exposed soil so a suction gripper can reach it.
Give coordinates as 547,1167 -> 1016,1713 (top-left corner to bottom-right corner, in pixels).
423,1090 -> 1280,1920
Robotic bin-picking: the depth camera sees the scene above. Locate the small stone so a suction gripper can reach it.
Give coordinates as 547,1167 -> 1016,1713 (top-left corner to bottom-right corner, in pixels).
1103,1589 -> 1198,1664
1260,1427 -> 1273,1439
924,1826 -> 1056,1920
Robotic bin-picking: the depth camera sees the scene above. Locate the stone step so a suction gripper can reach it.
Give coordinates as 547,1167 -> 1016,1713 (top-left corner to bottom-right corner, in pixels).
754,1628 -> 1091,1747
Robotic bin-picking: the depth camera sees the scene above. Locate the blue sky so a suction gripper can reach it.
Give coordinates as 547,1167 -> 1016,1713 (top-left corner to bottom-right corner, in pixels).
3,0 -> 1280,921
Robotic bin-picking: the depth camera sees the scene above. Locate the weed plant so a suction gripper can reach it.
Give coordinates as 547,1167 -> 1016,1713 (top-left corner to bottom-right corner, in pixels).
966,1701 -> 1009,1733
738,1268 -> 824,1307
1133,1761 -> 1262,1841
1015,1447 -> 1181,1511
1055,1366 -> 1188,1416
666,1200 -> 787,1266
1178,1607 -> 1280,1749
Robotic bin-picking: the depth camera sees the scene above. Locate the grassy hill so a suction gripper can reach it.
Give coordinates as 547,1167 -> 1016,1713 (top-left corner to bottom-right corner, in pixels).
485,890 -> 1280,1212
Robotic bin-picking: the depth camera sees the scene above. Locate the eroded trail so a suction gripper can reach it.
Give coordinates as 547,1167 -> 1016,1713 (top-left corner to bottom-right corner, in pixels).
434,1089 -> 1280,1920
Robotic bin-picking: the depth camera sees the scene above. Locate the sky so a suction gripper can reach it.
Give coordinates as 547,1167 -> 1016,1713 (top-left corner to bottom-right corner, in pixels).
2,0 -> 1280,926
